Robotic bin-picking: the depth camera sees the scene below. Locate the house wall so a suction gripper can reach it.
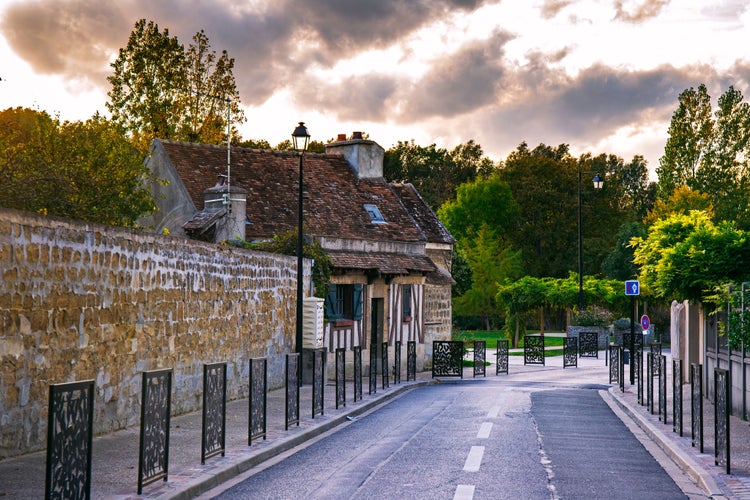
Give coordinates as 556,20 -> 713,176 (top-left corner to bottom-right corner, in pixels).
0,208 -> 305,458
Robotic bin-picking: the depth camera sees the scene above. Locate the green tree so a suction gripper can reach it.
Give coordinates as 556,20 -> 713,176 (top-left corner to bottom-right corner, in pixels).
0,108 -> 155,226
601,221 -> 647,281
107,19 -> 244,153
632,211 -> 750,302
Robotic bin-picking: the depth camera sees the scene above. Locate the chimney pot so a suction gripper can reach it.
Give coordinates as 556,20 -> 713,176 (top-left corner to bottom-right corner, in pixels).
352,131 -> 363,140
337,133 -> 347,141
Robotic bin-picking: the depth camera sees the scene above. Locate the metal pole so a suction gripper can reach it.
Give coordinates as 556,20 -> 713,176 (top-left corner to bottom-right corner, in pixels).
577,166 -> 583,311
295,152 -> 304,355
630,295 -> 635,385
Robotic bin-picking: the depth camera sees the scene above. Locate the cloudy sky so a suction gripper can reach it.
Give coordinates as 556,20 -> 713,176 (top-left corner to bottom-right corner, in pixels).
2,0 -> 750,177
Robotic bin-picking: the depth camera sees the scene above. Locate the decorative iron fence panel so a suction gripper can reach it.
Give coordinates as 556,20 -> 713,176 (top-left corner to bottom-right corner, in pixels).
647,352 -> 653,413
432,341 -> 464,378
524,335 -> 545,366
563,337 -> 578,368
673,359 -> 683,436
201,362 -> 227,464
651,342 -> 662,377
312,348 -> 325,418
658,355 -> 667,423
394,341 -> 402,384
353,346 -> 363,402
474,340 -> 486,377
691,363 -> 703,452
496,340 -> 509,375
369,346 -> 377,394
249,358 -> 267,445
637,337 -> 644,404
609,345 -> 621,384
45,380 -> 94,500
335,348 -> 346,409
382,342 -> 390,389
715,368 -> 730,474
579,332 -> 598,358
285,353 -> 300,430
137,369 -> 172,494
407,341 -> 417,381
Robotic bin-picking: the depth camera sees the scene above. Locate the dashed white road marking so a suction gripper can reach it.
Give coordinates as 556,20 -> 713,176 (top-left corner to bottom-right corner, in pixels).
477,422 -> 492,439
463,446 -> 485,472
454,484 -> 475,500
487,406 -> 501,418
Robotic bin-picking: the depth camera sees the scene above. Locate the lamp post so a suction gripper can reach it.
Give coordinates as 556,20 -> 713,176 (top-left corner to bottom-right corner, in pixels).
292,122 -> 310,355
577,168 -> 603,311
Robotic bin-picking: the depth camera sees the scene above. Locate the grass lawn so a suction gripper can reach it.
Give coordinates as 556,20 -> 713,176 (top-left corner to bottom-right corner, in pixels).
454,330 -> 566,349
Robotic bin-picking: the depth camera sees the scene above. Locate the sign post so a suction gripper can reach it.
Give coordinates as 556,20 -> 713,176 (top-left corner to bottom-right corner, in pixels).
625,281 -> 640,385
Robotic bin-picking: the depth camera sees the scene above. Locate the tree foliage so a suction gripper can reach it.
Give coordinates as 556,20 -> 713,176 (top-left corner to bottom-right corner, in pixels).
107,19 -> 244,153
0,107 -> 154,226
632,211 -> 750,302
384,139 -> 496,210
656,84 -> 750,228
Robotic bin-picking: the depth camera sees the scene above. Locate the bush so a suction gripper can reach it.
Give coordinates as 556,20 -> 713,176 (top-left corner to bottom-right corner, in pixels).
574,306 -> 613,327
613,317 -> 631,330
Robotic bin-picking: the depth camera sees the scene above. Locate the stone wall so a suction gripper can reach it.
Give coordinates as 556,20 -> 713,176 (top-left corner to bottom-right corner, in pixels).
0,208 -> 305,458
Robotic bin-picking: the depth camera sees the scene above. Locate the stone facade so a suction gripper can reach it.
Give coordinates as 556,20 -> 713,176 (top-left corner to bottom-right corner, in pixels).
0,208 -> 307,458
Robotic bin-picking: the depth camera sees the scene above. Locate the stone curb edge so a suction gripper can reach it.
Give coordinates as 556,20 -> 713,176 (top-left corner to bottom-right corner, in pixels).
605,387 -> 725,499
161,380 -> 432,500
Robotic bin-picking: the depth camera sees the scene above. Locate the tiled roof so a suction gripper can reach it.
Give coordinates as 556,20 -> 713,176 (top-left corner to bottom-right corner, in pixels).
389,183 -> 455,244
159,140 -> 426,243
326,251 -> 436,274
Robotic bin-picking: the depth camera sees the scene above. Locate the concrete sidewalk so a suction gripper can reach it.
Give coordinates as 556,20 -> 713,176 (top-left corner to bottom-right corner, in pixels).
3,351 -> 750,499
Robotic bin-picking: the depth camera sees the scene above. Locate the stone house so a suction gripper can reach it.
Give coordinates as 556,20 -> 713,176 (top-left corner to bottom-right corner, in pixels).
140,133 -> 455,371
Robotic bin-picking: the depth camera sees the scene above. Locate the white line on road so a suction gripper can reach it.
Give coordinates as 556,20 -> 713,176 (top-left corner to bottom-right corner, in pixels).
477,422 -> 492,439
454,484 -> 475,500
487,406 -> 500,418
463,446 -> 485,472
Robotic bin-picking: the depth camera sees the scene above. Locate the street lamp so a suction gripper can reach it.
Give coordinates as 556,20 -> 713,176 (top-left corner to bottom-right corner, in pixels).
292,122 -> 310,355
577,169 -> 603,311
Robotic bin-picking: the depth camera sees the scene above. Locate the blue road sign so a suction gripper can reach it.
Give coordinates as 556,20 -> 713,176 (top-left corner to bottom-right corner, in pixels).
625,280 -> 640,296
641,314 -> 650,331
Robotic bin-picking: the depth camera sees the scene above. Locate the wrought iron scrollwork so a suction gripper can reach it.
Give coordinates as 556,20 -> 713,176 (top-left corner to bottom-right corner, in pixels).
658,355 -> 667,423
474,340 -> 486,377
394,341 -> 401,384
432,341 -> 463,378
579,332 -> 598,358
691,363 -> 703,452
496,340 -> 509,375
249,358 -> 267,445
335,348 -> 346,409
45,380 -> 94,500
285,353 -> 300,430
609,345 -> 621,384
524,335 -> 545,366
563,337 -> 577,368
715,368 -> 730,474
382,342 -> 389,389
673,359 -> 682,436
201,362 -> 227,464
650,342 -> 661,377
407,341 -> 416,381
138,369 -> 172,494
353,346 -> 362,402
312,348 -> 325,418
647,352 -> 653,413
369,346 -> 377,394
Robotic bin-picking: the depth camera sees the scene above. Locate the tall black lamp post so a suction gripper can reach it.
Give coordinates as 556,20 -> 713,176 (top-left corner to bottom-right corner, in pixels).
577,168 -> 603,311
292,122 -> 310,355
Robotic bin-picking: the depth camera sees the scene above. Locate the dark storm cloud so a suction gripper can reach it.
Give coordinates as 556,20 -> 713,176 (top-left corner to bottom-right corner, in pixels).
297,74 -> 399,122
0,0 -> 489,105
401,30 -> 514,120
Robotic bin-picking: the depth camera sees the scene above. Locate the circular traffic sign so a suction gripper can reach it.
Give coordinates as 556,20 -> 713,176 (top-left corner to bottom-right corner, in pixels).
641,314 -> 650,331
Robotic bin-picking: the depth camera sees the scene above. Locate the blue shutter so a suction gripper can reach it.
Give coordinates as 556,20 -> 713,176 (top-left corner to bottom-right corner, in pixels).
325,284 -> 339,320
353,284 -> 363,320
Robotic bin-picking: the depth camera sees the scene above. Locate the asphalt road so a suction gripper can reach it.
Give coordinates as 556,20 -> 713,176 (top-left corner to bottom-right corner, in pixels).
209,380 -> 687,499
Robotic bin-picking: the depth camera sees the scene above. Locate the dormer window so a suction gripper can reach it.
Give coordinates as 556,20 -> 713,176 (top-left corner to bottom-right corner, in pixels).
364,204 -> 386,224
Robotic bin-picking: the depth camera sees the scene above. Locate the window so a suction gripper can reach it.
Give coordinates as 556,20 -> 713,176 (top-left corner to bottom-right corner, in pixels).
325,284 -> 363,322
402,284 -> 412,321
363,204 -> 386,224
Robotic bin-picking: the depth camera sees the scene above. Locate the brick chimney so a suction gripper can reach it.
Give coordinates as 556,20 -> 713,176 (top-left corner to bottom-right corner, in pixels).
325,132 -> 384,180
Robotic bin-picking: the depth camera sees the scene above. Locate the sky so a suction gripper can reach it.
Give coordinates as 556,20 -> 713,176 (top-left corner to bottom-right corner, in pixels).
1,0 -> 750,178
